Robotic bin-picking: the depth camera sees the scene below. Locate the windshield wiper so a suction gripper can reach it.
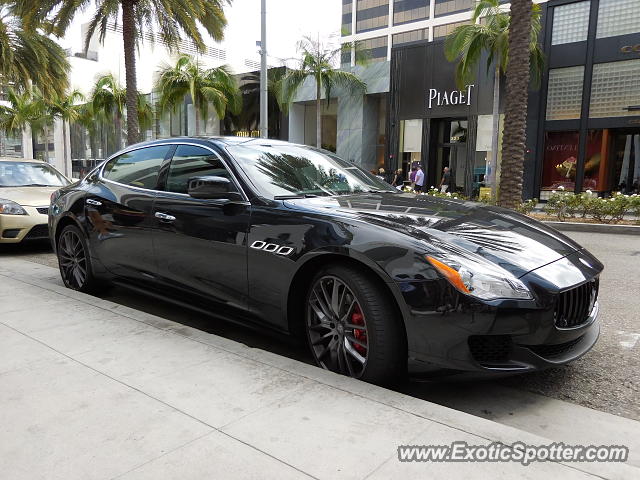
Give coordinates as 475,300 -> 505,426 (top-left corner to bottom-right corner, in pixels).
274,193 -> 319,200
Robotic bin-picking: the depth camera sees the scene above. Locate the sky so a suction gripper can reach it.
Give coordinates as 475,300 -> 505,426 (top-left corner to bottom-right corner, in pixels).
59,0 -> 343,68
223,0 -> 344,66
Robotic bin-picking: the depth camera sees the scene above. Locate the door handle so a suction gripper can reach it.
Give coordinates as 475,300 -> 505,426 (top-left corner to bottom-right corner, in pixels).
155,212 -> 176,222
86,199 -> 102,206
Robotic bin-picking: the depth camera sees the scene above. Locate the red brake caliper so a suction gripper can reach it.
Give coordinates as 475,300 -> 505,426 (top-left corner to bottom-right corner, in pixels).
351,304 -> 367,355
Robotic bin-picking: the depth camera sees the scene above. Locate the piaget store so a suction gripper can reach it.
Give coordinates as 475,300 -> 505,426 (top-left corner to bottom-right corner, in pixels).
536,0 -> 640,199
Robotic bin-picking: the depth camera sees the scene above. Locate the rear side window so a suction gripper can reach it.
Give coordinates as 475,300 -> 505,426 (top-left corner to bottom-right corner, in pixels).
165,145 -> 238,194
102,145 -> 171,189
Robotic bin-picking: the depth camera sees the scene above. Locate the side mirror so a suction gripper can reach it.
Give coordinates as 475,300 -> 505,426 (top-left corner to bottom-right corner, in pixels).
187,176 -> 241,200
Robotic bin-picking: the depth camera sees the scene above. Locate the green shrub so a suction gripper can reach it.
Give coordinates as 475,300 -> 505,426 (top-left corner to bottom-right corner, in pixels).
544,190 -> 639,224
516,198 -> 538,215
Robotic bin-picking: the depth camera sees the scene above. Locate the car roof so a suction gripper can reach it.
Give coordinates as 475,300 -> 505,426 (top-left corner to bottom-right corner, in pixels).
122,136 -> 307,150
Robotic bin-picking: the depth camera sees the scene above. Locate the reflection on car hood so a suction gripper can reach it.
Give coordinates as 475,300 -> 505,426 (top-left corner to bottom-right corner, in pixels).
0,186 -> 60,207
283,192 -> 584,278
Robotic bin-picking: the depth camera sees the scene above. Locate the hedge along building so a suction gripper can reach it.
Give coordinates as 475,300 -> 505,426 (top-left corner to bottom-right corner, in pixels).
329,0 -> 640,199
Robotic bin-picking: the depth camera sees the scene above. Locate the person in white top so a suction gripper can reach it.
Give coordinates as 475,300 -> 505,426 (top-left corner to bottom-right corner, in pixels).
414,165 -> 425,192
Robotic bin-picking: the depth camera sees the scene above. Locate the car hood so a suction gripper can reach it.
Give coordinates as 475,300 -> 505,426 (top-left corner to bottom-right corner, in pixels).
0,186 -> 60,207
283,192 -> 586,278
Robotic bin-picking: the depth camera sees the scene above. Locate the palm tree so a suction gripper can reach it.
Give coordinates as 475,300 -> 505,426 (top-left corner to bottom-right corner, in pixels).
91,73 -> 126,151
49,89 -> 85,176
75,102 -> 100,160
137,94 -> 154,135
499,0 -> 536,208
31,90 -> 54,163
279,37 -> 367,148
17,0 -> 231,145
444,0 -> 543,200
0,88 -> 41,159
155,54 -> 241,135
228,67 -> 286,136
0,6 -> 69,95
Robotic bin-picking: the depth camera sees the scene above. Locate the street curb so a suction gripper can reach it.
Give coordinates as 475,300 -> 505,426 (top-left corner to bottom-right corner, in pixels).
543,221 -> 640,235
1,258 -> 638,479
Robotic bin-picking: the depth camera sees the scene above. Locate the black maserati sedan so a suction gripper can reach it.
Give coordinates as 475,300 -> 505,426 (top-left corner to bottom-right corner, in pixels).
49,137 -> 603,384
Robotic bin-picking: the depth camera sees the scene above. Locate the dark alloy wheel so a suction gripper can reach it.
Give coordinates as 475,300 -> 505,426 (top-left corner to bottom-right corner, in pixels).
305,264 -> 406,384
307,275 -> 369,378
57,225 -> 99,293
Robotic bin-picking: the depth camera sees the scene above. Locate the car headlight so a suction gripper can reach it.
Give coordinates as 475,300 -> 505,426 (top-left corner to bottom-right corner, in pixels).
0,198 -> 27,215
426,252 -> 532,300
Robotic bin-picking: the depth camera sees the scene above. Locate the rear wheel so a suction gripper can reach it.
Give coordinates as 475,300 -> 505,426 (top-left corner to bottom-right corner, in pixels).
57,225 -> 100,293
305,264 -> 406,384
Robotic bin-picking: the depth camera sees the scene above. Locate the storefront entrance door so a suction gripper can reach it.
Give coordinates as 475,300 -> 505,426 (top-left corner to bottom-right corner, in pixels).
428,118 -> 468,192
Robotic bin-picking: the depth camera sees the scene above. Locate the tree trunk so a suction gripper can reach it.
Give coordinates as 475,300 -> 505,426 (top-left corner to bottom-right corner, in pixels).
122,0 -> 140,145
115,111 -> 122,151
498,0 -> 532,209
43,124 -> 50,163
316,76 -> 322,148
195,104 -> 200,136
489,65 -> 500,199
62,121 -> 70,177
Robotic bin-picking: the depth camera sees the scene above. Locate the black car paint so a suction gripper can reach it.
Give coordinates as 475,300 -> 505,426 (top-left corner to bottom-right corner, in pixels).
49,137 -> 604,376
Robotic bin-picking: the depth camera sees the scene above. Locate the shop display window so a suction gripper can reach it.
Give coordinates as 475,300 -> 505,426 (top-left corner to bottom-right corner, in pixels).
542,131 -> 580,191
582,130 -> 604,191
542,131 -> 606,193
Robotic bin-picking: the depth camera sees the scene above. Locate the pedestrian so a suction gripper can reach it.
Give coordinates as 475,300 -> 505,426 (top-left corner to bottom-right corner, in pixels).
409,165 -> 417,189
391,169 -> 403,188
378,167 -> 389,183
439,166 -> 451,193
414,165 -> 425,193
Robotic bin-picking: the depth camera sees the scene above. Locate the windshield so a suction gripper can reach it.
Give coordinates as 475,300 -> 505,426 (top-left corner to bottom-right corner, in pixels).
0,161 -> 69,187
226,144 -> 396,198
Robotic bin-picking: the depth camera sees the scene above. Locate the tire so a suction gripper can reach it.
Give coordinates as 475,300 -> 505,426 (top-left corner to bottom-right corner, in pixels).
305,263 -> 406,385
56,224 -> 101,294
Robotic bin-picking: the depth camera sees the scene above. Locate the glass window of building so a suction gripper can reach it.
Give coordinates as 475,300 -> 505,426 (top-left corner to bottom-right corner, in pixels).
610,132 -> 640,193
342,0 -> 353,35
433,21 -> 470,39
590,59 -> 640,118
434,0 -> 474,17
341,45 -> 352,67
392,28 -> 428,46
545,66 -> 585,120
551,1 -> 590,45
596,0 -> 640,39
356,0 -> 389,33
360,35 -> 389,62
541,131 -> 580,194
393,0 -> 429,25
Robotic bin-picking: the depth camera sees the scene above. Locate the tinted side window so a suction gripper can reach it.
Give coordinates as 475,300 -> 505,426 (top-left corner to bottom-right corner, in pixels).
166,145 -> 238,194
103,145 -> 171,189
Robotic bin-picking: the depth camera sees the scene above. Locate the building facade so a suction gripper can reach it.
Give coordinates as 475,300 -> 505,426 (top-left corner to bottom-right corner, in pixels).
331,0 -> 640,199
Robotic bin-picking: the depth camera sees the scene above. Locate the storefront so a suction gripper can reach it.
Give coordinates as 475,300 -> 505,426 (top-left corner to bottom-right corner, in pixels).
535,0 -> 640,199
387,40 -> 509,197
386,0 -> 640,200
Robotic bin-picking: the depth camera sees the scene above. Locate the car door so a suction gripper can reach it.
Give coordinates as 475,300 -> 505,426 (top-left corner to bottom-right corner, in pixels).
152,143 -> 250,314
85,144 -> 173,280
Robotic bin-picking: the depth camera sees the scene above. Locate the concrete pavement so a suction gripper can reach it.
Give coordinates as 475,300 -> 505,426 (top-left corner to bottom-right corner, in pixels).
1,258 -> 638,479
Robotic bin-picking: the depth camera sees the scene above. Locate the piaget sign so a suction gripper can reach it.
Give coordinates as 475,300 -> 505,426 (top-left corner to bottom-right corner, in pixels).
428,84 -> 475,109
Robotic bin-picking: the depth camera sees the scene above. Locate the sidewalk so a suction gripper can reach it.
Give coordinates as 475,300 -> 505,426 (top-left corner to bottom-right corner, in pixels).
0,258 -> 637,480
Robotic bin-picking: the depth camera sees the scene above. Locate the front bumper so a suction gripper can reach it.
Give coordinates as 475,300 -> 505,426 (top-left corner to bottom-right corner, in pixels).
401,278 -> 601,376
0,207 -> 50,243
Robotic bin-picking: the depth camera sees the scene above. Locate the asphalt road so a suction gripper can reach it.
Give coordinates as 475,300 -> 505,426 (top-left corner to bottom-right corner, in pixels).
2,231 -> 639,422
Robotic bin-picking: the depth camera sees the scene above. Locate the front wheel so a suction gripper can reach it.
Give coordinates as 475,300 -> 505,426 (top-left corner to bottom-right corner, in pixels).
57,224 -> 101,294
305,264 -> 406,384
